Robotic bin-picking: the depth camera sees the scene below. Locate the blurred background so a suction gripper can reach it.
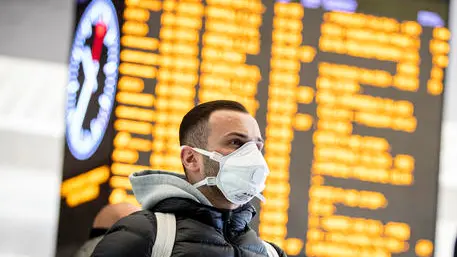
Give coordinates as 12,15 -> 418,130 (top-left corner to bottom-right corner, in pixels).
0,0 -> 456,257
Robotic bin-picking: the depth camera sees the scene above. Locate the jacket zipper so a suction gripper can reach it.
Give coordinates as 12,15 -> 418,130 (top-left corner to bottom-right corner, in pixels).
223,212 -> 240,257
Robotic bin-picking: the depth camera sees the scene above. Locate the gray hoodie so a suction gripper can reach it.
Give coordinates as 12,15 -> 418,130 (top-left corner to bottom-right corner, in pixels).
129,170 -> 213,210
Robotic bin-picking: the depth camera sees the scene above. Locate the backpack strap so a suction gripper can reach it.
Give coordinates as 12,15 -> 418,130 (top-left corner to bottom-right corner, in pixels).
262,240 -> 280,257
151,213 -> 176,257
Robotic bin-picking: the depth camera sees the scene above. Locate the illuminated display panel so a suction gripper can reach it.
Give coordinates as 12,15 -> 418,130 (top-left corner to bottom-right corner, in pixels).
57,0 -> 125,256
58,0 -> 449,256
260,1 -> 448,256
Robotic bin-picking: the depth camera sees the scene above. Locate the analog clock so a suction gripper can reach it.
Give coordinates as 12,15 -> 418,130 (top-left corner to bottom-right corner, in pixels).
66,0 -> 120,160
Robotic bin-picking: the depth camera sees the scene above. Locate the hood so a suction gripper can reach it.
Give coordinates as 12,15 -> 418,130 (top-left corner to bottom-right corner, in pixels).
129,170 -> 213,210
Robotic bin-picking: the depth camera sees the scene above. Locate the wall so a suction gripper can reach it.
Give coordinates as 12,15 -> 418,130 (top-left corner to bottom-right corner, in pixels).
0,0 -> 71,256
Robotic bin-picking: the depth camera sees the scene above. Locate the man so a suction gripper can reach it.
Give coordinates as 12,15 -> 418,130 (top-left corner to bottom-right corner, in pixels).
74,203 -> 140,257
91,100 -> 286,257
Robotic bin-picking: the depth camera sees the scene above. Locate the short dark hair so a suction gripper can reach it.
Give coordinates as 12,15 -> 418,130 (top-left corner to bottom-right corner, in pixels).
179,100 -> 248,148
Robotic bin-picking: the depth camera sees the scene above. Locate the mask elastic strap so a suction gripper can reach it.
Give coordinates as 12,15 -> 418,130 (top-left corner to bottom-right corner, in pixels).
191,147 -> 223,162
193,177 -> 217,188
256,193 -> 266,202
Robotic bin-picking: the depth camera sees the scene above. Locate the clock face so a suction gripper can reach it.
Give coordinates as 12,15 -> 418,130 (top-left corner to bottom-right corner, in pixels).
66,0 -> 120,160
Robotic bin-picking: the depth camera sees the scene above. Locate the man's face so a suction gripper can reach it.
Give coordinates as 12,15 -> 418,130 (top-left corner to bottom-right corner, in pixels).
202,110 -> 264,177
180,109 -> 264,209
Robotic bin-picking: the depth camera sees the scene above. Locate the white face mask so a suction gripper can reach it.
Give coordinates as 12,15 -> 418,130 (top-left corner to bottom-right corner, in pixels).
184,141 -> 270,205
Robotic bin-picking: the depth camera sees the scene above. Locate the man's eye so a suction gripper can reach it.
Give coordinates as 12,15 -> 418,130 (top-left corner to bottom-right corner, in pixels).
229,139 -> 244,147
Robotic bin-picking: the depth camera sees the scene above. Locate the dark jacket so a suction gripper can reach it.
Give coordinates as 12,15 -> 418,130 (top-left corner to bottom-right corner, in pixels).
91,170 -> 286,257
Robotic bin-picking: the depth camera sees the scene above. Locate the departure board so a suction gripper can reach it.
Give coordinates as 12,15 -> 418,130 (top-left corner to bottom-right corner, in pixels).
58,0 -> 450,256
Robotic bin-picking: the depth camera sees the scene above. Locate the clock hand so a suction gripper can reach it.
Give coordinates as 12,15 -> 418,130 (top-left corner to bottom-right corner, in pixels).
82,46 -> 95,80
92,20 -> 107,61
92,61 -> 100,93
70,47 -> 97,138
90,20 -> 106,93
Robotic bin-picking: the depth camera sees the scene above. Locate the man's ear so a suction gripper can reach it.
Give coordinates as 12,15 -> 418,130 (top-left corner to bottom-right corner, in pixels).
181,146 -> 201,174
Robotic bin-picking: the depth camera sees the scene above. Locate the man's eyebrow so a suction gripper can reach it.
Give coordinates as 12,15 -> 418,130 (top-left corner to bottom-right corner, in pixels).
224,132 -> 264,143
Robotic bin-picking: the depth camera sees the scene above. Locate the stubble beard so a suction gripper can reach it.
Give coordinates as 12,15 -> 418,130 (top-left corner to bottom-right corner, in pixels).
203,157 -> 230,205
